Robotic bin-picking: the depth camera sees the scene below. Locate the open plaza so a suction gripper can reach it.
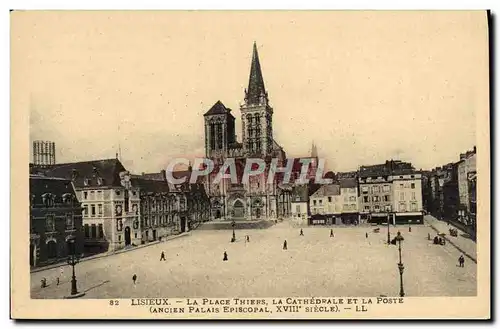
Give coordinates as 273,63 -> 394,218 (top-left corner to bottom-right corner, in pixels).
31,216 -> 476,299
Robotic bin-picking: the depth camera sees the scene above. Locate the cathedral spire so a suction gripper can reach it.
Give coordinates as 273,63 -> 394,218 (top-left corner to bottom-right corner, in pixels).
246,42 -> 267,105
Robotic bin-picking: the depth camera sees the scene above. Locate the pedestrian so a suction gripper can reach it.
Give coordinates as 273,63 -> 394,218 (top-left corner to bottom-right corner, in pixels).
366,232 -> 368,239
330,229 -> 334,238
246,235 -> 250,243
428,233 -> 431,240
40,277 -> 47,288
132,274 -> 137,285
56,277 -> 60,285
283,240 -> 288,250
409,226 -> 412,232
223,251 -> 228,261
160,251 -> 166,261
459,255 -> 465,267
58,267 -> 64,285
300,229 -> 304,236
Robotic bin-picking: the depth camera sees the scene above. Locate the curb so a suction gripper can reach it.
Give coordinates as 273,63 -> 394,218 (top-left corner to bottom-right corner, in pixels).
30,232 -> 191,274
426,222 -> 477,264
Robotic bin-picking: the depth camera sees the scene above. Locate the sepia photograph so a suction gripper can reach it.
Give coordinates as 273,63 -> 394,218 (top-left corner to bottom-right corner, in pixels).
10,10 -> 490,319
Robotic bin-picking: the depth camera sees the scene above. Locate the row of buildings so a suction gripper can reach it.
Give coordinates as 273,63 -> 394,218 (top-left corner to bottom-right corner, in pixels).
29,156 -> 211,268
424,146 -> 477,237
289,160 -> 425,226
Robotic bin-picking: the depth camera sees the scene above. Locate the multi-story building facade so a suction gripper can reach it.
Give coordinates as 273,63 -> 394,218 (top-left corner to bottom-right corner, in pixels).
339,179 -> 359,224
390,170 -> 424,224
309,184 -> 341,216
457,146 -> 476,222
32,159 -> 142,254
29,175 -> 83,267
358,160 -> 420,224
290,185 -> 309,225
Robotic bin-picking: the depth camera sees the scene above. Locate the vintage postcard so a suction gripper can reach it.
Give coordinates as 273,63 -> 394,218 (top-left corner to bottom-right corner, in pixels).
11,10 -> 490,319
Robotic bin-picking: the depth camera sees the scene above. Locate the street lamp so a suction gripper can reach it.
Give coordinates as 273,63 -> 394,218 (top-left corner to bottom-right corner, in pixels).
394,231 -> 405,297
387,211 -> 391,244
66,236 -> 84,297
231,220 -> 236,243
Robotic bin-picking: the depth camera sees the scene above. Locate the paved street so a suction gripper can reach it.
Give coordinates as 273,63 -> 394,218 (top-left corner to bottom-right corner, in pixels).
31,220 -> 476,299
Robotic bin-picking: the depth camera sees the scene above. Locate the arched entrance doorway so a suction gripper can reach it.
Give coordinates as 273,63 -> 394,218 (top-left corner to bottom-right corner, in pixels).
47,240 -> 57,259
233,200 -> 245,218
124,226 -> 131,246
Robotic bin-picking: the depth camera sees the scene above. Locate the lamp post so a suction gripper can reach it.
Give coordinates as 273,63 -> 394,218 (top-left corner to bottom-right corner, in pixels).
66,236 -> 84,297
394,231 -> 405,297
231,220 -> 236,242
387,212 -> 391,244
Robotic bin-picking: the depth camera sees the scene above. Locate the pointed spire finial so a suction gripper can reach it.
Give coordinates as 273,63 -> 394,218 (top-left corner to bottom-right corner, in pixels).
246,42 -> 267,106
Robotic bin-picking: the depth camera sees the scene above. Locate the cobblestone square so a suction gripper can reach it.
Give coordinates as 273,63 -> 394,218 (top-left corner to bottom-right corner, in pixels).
31,218 -> 476,299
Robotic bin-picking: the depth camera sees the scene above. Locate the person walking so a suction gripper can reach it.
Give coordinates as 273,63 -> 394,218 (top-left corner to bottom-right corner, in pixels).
57,267 -> 64,285
223,251 -> 228,261
330,229 -> 334,238
132,274 -> 137,285
160,251 -> 166,261
283,240 -> 288,250
459,255 -> 465,268
428,233 -> 431,240
300,229 -> 304,236
366,232 -> 368,239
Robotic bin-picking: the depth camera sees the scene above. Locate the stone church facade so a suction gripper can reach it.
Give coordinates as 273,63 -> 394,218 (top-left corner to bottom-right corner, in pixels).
202,43 -> 292,221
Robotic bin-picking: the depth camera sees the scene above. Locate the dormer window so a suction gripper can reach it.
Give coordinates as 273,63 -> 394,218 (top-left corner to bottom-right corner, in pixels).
84,178 -> 90,186
97,177 -> 103,186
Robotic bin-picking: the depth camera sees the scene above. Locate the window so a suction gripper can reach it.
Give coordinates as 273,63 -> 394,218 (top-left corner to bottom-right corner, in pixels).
319,200 -> 323,205
364,205 -> 370,211
84,178 -> 89,186
363,196 -> 369,203
124,190 -> 129,213
313,200 -> 317,206
91,205 -> 96,217
83,205 -> 88,216
45,215 -> 55,232
400,192 -> 405,201
328,197 -> 332,203
135,233 -> 138,239
400,184 -> 404,188
91,224 -> 97,238
118,235 -> 121,242
374,205 -> 380,211
411,192 -> 416,201
410,203 -> 417,211
411,183 -> 415,189
384,195 -> 390,202
65,213 -> 74,230
97,177 -> 103,185
372,196 -> 379,202
399,203 -> 406,212
98,204 -> 103,216
349,196 -> 356,202
296,205 -> 300,213
98,224 -> 104,239
84,224 -> 90,238
361,186 -> 368,193
84,191 -> 88,200
383,185 -> 390,192
372,186 -> 379,193
115,190 -> 121,196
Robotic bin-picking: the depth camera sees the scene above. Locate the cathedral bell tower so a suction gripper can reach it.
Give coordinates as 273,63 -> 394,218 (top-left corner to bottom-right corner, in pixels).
203,100 -> 236,159
240,42 -> 274,158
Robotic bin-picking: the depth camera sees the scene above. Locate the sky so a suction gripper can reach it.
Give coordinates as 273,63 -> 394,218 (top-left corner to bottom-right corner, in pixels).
13,11 -> 488,173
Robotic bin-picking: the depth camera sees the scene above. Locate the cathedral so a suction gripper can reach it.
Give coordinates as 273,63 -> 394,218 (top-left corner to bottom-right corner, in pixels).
202,42 -> 292,221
